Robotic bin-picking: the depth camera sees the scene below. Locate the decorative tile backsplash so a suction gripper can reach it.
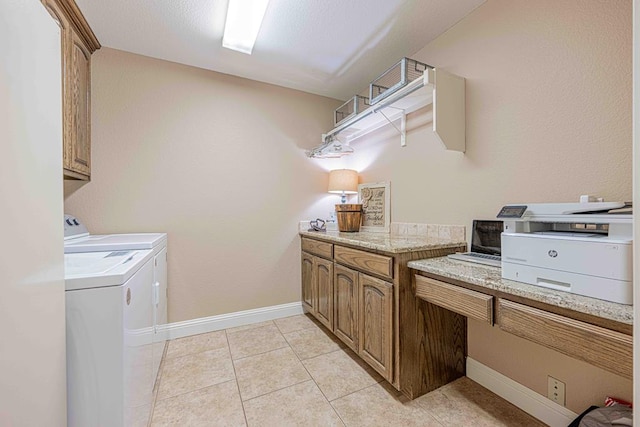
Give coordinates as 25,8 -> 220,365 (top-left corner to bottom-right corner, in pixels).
390,222 -> 466,242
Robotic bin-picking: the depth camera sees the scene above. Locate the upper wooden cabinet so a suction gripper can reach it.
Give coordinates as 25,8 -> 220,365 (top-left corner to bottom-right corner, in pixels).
42,0 -> 100,180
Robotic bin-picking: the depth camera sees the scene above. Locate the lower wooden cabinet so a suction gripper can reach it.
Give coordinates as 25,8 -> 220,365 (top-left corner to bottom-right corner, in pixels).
315,257 -> 334,330
359,274 -> 393,381
301,251 -> 333,330
333,264 -> 358,351
301,252 -> 315,314
332,264 -> 394,381
303,249 -> 392,380
301,236 -> 467,399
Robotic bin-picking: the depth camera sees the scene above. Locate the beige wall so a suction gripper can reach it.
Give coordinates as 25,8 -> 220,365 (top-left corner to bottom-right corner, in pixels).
337,0 -> 632,413
2,1 -> 66,424
64,48 -> 341,322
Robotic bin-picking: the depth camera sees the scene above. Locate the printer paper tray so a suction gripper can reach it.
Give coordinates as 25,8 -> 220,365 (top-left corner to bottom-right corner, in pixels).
501,262 -> 632,305
501,233 -> 632,281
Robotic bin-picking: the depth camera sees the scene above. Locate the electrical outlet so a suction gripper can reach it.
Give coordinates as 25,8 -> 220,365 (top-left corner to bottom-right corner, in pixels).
547,376 -> 566,406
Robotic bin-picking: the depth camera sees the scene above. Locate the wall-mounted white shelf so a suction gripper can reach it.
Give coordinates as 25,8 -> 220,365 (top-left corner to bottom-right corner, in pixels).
325,68 -> 466,152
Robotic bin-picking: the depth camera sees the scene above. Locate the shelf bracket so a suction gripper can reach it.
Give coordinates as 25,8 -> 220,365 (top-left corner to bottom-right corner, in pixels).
378,110 -> 407,147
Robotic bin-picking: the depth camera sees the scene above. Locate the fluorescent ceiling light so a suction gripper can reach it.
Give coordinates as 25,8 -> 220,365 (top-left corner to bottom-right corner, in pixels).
222,0 -> 270,54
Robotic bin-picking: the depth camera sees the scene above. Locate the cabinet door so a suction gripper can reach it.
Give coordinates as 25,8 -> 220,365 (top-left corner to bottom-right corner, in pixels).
334,264 -> 358,351
314,257 -> 333,330
359,273 -> 393,381
66,29 -> 91,177
301,252 -> 316,314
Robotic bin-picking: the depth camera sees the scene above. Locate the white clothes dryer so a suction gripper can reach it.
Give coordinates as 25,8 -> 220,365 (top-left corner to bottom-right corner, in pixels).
65,249 -> 155,427
64,215 -> 168,426
64,214 -> 168,376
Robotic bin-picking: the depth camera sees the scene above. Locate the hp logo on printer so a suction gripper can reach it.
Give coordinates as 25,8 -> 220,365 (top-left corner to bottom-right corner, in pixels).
548,250 -> 558,258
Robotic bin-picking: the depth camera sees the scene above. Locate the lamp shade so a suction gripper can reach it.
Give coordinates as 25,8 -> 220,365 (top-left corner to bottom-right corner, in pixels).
328,169 -> 358,194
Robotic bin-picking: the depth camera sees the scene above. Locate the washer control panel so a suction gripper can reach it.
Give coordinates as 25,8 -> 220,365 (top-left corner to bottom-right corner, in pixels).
64,214 -> 89,239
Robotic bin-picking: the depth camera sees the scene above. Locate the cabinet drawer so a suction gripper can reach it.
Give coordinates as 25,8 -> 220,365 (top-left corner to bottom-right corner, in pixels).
301,238 -> 333,259
497,299 -> 632,379
334,246 -> 393,279
415,276 -> 493,324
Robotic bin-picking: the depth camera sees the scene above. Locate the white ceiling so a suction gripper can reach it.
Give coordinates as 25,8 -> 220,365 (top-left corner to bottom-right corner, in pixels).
75,0 -> 485,100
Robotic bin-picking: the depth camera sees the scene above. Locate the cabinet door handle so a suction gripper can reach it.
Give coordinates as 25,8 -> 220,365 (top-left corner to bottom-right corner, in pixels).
154,282 -> 160,307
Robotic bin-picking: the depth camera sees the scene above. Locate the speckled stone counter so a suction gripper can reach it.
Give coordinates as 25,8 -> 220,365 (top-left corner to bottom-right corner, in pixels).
408,257 -> 632,326
299,230 -> 466,254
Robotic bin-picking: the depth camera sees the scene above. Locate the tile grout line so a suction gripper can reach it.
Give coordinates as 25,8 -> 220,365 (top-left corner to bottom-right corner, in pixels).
231,338 -> 312,403
225,321 -> 276,336
281,321 -> 371,403
147,341 -> 169,426
241,378 -> 316,405
150,323 -> 532,426
224,329 -> 250,427
418,390 -> 449,427
231,319 -> 341,417
154,379 -> 238,405
292,321 -> 397,407
154,355 -> 236,401
153,321 -> 337,425
155,319 -> 413,425
280,329 -> 346,364
152,333 -> 237,405
299,347 -> 384,402
231,323 -> 335,420
288,338 -> 350,427
230,343 -> 290,362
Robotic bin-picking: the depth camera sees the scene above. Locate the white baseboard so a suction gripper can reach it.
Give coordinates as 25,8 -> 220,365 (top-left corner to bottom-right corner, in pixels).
159,302 -> 304,340
466,357 -> 578,427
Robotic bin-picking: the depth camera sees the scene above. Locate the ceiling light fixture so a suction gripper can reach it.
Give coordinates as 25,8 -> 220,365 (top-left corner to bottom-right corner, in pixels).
222,0 -> 270,55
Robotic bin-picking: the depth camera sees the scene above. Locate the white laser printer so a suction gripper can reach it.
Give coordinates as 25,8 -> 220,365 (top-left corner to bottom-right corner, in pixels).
497,202 -> 632,304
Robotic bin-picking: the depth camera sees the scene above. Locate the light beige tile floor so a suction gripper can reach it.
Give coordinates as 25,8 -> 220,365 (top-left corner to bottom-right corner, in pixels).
149,314 -> 546,427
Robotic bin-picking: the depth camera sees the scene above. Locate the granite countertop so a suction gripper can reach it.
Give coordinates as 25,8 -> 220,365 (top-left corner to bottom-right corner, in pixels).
299,230 -> 466,254
408,257 -> 633,326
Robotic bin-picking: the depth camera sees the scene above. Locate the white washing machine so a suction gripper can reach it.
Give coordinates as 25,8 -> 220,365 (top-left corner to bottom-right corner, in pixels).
65,249 -> 155,427
64,215 -> 168,427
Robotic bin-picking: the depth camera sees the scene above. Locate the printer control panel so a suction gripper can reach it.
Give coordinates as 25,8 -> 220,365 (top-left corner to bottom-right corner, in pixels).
497,205 -> 528,218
